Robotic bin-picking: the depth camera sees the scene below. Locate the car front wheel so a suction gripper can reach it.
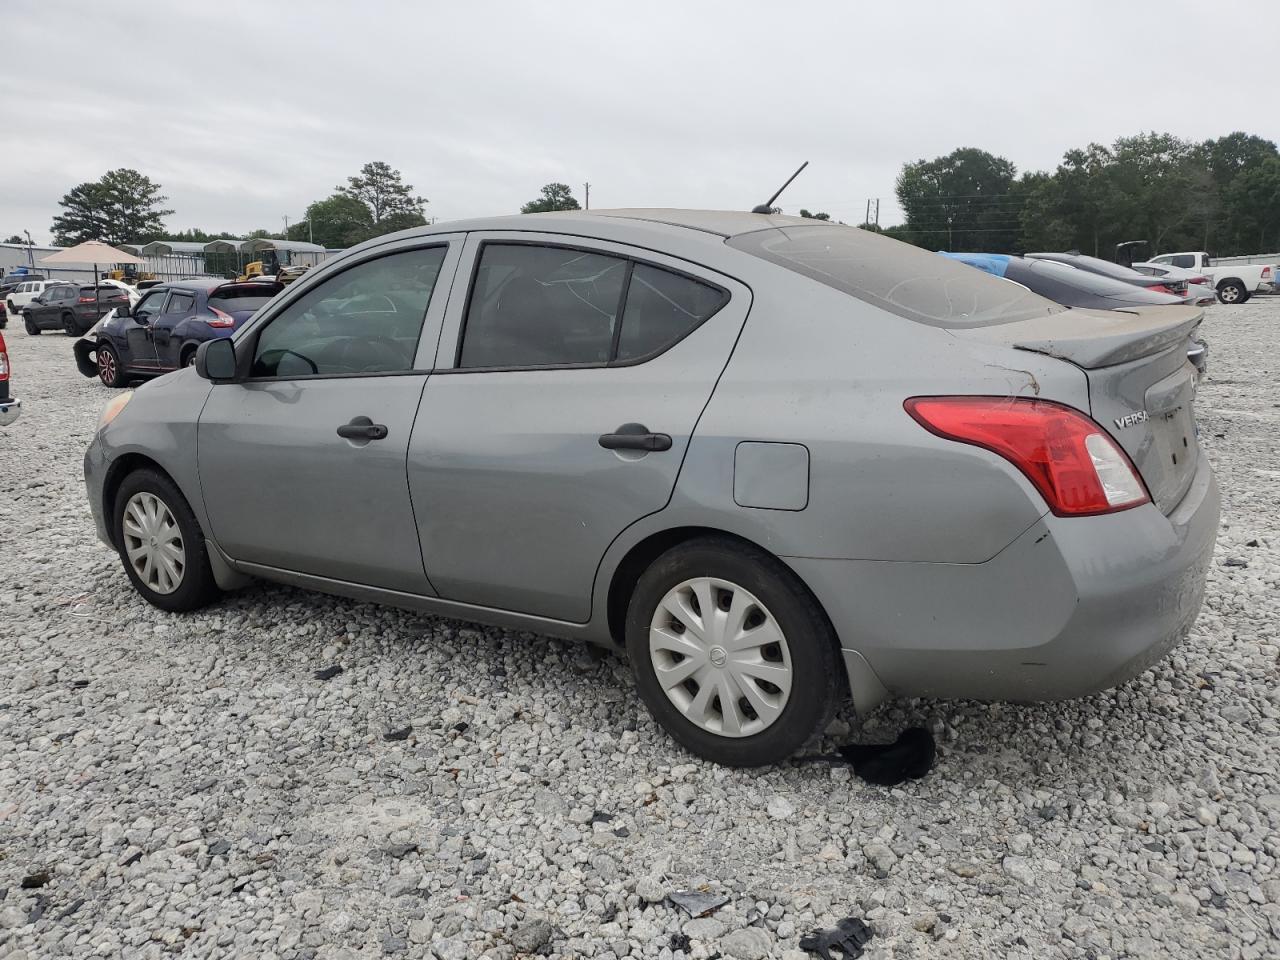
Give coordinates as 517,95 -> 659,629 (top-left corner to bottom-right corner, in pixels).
625,537 -> 842,766
112,469 -> 219,613
97,341 -> 127,387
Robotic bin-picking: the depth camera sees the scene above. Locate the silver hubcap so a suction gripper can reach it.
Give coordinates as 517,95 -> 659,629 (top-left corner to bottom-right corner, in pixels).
1221,286 -> 1239,302
649,577 -> 793,738
122,492 -> 185,594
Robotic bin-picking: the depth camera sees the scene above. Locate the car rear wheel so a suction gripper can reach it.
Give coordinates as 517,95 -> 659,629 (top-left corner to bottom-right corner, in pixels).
24,316 -> 40,335
61,312 -> 77,335
625,537 -> 842,766
1217,280 -> 1247,304
181,345 -> 198,368
112,469 -> 219,613
97,341 -> 127,387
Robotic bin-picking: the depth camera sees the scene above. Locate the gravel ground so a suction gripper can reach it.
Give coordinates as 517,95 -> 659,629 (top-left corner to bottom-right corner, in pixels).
1,301 -> 1278,960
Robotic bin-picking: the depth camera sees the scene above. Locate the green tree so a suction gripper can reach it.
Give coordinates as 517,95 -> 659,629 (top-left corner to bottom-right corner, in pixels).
521,182 -> 581,214
896,148 -> 1019,252
1225,156 -> 1280,252
51,168 -> 173,246
336,161 -> 427,225
799,209 -> 831,220
288,194 -> 374,247
4,234 -> 29,244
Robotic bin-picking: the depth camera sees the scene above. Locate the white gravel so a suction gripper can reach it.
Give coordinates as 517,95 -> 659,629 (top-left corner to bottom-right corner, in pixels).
1,300 -> 1278,960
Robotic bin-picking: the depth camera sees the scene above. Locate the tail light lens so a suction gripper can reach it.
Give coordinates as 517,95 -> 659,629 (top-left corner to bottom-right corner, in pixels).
0,334 -> 9,380
904,396 -> 1150,516
1264,267 -> 1272,279
1189,275 -> 1209,284
207,307 -> 235,328
78,296 -> 96,303
1148,284 -> 1174,295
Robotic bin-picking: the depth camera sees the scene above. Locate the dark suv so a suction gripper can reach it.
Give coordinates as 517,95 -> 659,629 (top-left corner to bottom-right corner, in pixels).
22,284 -> 130,336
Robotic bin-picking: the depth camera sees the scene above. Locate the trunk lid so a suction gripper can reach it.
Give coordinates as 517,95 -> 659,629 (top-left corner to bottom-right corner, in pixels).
953,305 -> 1204,514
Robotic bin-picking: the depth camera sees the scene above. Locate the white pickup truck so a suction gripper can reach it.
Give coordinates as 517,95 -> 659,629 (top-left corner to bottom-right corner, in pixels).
1147,251 -> 1274,304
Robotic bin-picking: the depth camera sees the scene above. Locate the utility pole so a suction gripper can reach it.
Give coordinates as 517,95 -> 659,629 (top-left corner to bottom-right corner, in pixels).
584,182 -> 590,210
874,198 -> 880,229
865,199 -> 871,226
23,229 -> 34,268
283,215 -> 289,238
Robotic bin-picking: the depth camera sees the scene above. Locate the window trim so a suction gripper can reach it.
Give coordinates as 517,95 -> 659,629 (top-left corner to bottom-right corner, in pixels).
451,238 -> 731,373
241,243 -> 451,383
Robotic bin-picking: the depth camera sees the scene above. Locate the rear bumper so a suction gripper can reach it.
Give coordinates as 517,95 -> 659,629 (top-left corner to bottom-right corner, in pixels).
0,396 -> 20,427
788,454 -> 1219,703
1254,280 -> 1275,294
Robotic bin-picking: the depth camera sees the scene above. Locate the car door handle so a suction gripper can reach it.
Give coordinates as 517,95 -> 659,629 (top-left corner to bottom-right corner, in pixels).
337,416 -> 389,441
598,423 -> 672,452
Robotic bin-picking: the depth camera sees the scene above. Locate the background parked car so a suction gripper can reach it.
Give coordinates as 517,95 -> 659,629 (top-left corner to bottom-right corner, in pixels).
21,283 -> 130,335
6,278 -> 72,317
942,253 -> 1209,375
1024,251 -> 1184,295
0,331 -> 19,426
1130,261 -> 1217,305
1131,248 -> 1274,303
74,277 -> 284,386
0,271 -> 47,301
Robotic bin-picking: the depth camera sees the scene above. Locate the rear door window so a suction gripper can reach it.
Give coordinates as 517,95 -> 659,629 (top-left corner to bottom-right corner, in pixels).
166,292 -> 196,314
1170,254 -> 1195,269
728,225 -> 1062,328
458,243 -> 728,368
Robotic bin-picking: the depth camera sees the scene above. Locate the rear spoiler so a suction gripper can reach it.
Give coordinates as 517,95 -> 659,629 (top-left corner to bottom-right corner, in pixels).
952,305 -> 1205,369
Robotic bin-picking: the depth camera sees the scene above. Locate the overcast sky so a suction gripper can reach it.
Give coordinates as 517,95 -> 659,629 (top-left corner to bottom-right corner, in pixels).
3,0 -> 1275,245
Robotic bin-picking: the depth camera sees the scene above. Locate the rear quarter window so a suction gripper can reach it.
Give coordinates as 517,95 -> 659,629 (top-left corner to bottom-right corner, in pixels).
728,225 -> 1062,328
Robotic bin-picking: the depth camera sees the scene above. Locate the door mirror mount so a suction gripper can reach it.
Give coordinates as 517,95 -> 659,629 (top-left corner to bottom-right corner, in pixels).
195,337 -> 240,382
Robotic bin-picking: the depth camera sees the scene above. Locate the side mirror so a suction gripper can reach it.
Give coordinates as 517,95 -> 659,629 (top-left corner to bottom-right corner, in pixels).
116,301 -> 131,318
195,337 -> 239,381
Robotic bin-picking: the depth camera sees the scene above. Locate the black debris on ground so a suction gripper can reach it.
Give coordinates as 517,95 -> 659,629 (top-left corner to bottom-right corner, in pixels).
313,665 -> 343,681
383,726 -> 412,742
20,871 -> 50,889
799,917 -> 874,959
797,727 -> 936,786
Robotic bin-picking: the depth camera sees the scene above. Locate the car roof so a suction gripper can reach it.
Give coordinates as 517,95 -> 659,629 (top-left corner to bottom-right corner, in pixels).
383,208 -> 827,242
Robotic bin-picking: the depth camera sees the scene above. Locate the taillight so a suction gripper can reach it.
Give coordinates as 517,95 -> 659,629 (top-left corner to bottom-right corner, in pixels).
904,396 -> 1150,517
1148,284 -> 1174,295
78,296 -> 96,303
0,333 -> 9,380
1189,276 -> 1209,284
207,307 -> 235,328
1264,267 -> 1272,279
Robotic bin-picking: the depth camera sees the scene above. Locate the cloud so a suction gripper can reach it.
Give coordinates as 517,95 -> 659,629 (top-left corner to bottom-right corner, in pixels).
2,0 -> 1272,242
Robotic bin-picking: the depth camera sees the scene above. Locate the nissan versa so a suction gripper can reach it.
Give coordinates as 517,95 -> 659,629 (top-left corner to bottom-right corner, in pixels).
83,210 -> 1219,766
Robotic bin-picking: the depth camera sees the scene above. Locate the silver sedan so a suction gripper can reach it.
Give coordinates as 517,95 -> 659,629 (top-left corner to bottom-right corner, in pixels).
84,210 -> 1219,766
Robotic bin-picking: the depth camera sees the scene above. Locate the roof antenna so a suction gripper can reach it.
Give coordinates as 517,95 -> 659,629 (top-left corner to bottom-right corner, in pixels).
752,161 -> 809,214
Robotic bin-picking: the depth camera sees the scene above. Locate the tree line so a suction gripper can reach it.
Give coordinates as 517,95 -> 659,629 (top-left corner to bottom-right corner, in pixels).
885,132 -> 1280,258
39,166 -> 591,251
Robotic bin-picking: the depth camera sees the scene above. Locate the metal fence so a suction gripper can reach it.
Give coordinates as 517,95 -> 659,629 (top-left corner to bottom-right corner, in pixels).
0,244 -> 219,283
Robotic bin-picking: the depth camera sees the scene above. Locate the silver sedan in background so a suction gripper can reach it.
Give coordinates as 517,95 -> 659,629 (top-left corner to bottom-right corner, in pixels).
83,210 -> 1219,766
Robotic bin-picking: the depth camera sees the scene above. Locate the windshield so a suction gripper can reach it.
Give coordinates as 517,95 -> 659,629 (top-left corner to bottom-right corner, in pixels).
727,225 -> 1064,328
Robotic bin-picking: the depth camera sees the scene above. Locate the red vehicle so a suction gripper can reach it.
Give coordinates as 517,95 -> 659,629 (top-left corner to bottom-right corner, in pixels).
0,331 -> 20,426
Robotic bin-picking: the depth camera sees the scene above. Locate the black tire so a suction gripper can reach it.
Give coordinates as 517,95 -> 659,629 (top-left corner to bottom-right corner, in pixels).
24,316 -> 40,335
97,341 -> 128,387
61,312 -> 78,336
112,468 -> 219,613
1217,280 -> 1247,304
180,345 -> 198,368
625,536 -> 842,767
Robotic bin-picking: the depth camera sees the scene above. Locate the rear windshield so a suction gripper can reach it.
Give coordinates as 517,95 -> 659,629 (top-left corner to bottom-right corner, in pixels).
1028,253 -> 1153,284
210,282 -> 282,314
727,225 -> 1063,328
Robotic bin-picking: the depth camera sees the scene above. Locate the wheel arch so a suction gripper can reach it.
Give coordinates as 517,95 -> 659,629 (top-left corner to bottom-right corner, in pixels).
101,453 -> 183,548
604,525 -> 836,654
1215,276 -> 1245,290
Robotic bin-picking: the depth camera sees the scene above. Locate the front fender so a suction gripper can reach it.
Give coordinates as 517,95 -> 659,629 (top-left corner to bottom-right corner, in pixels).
73,336 -> 99,377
